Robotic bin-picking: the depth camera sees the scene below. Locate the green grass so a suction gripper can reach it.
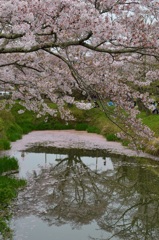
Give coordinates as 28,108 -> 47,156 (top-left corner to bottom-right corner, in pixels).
10,103 -> 73,132
136,112 -> 159,154
3,102 -> 159,152
0,102 -> 121,151
106,133 -> 119,141
33,117 -> 74,130
0,156 -> 19,175
138,112 -> 159,137
87,125 -> 100,134
75,123 -> 89,131
0,109 -> 23,146
6,124 -> 23,142
0,177 -> 26,205
52,122 -> 73,130
10,104 -> 36,134
68,104 -> 87,122
0,139 -> 10,150
0,156 -> 26,239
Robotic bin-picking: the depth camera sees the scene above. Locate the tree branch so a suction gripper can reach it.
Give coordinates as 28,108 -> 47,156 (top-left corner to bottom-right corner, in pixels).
0,61 -> 43,73
0,31 -> 92,53
0,33 -> 24,39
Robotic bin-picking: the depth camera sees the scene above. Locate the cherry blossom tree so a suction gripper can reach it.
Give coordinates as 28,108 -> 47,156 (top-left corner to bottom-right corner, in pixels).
1,0 -> 159,148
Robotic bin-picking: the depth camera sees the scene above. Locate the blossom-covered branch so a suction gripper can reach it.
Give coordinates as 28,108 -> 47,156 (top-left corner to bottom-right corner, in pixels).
0,0 -> 159,148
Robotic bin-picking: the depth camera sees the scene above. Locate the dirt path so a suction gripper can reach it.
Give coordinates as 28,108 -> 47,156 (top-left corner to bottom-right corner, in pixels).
3,130 -> 159,161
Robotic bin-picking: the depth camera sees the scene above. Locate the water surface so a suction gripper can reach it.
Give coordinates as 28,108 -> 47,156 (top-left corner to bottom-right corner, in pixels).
10,147 -> 159,240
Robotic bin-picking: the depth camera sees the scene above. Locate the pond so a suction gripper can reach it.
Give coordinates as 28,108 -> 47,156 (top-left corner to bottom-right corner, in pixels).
8,145 -> 159,240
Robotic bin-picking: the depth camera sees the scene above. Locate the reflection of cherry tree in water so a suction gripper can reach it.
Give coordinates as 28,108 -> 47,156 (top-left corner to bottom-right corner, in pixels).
43,153 -> 111,226
15,153 -> 110,226
14,153 -> 159,240
91,160 -> 159,240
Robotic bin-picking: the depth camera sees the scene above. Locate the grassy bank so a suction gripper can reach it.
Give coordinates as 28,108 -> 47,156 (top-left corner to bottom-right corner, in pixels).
0,109 -> 22,150
0,103 -> 120,151
137,112 -> 159,155
0,156 -> 26,239
1,102 -> 159,154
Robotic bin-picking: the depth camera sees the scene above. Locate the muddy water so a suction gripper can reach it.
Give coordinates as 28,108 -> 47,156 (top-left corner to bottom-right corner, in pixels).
2,131 -> 159,240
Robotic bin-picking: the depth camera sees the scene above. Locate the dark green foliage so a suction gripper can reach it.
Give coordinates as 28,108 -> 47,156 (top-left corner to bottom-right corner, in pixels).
87,125 -> 100,134
3,100 -> 159,153
0,156 -> 26,239
75,122 -> 100,133
34,120 -> 73,130
122,140 -> 130,146
10,104 -> 35,134
6,124 -> 23,141
75,123 -> 89,131
0,177 -> 26,239
34,121 -> 53,130
106,133 -> 119,141
0,109 -> 23,146
0,156 -> 19,175
0,219 -> 12,240
0,102 -> 121,150
0,139 -> 10,150
52,122 -> 73,130
17,121 -> 34,134
0,187 -> 16,205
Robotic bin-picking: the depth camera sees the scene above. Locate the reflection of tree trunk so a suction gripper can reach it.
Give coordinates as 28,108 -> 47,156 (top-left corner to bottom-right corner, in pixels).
45,153 -> 47,166
53,154 -> 104,200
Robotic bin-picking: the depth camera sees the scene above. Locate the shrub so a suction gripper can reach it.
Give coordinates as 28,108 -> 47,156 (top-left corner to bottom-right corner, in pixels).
106,133 -> 119,141
0,156 -> 19,175
6,124 -> 23,141
53,122 -> 73,130
0,139 -> 11,150
75,123 -> 88,131
87,125 -> 100,134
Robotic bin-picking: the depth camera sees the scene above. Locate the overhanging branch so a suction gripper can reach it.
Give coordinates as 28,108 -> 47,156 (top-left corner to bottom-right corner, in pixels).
0,31 -> 93,54
0,33 -> 24,39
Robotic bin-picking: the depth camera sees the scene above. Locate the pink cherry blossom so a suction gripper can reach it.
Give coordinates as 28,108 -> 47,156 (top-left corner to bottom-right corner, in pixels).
0,0 -> 159,148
